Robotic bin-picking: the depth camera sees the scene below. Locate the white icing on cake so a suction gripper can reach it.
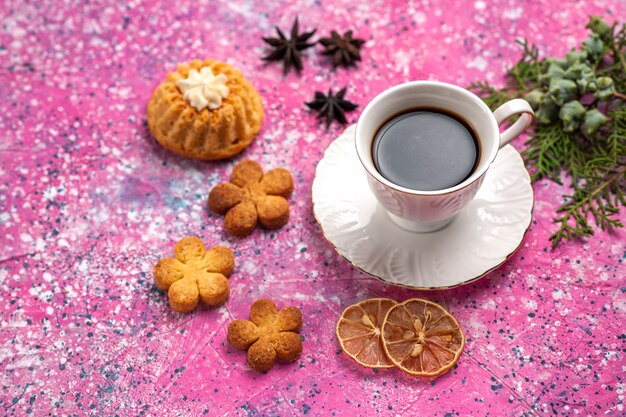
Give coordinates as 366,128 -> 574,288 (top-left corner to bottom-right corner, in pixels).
176,67 -> 229,111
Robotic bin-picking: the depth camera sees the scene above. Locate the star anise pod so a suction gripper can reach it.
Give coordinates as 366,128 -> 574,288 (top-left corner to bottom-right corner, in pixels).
305,88 -> 358,129
319,30 -> 365,68
262,17 -> 316,75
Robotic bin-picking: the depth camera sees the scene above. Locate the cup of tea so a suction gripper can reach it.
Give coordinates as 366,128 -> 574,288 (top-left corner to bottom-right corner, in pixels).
355,81 -> 534,232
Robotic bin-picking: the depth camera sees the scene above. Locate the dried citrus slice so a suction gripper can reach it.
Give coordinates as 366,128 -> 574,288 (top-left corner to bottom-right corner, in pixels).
381,298 -> 464,377
336,298 -> 397,368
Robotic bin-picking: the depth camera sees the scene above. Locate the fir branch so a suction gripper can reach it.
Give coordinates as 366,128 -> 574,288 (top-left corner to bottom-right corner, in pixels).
547,105 -> 626,248
470,16 -> 626,248
507,39 -> 542,90
550,165 -> 626,249
522,124 -> 571,183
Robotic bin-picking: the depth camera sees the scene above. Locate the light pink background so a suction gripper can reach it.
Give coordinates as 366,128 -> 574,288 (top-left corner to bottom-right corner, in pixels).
1,1 -> 625,415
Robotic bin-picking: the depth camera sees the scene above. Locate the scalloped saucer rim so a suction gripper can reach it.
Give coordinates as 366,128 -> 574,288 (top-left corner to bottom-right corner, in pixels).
312,124 -> 534,290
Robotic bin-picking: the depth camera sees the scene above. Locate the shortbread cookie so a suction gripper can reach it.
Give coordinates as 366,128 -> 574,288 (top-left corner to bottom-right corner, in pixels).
228,299 -> 303,372
153,236 -> 234,313
208,160 -> 294,237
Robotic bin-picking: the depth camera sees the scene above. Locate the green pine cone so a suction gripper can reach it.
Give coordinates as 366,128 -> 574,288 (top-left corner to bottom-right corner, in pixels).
586,16 -> 612,40
595,77 -> 616,100
582,34 -> 604,59
565,50 -> 588,66
536,97 -> 560,124
539,64 -> 566,86
582,109 -> 609,135
525,90 -> 545,111
549,78 -> 578,106
559,100 -> 586,132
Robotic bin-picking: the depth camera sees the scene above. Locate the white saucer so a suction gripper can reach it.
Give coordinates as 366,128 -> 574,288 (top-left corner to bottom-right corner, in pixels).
312,125 -> 534,289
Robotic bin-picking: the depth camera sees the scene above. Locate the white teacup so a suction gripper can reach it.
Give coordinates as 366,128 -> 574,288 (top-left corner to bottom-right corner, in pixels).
355,81 -> 534,232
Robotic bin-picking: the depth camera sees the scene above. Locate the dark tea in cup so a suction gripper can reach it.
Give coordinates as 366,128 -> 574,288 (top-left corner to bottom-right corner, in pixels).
371,108 -> 480,191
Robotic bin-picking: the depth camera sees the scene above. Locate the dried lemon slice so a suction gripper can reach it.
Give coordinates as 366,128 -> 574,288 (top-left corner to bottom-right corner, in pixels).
336,298 -> 397,368
381,298 -> 464,377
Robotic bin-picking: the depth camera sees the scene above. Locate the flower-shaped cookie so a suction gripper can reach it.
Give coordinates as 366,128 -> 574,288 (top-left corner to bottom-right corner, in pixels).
208,160 -> 294,237
228,299 -> 303,372
153,236 -> 235,313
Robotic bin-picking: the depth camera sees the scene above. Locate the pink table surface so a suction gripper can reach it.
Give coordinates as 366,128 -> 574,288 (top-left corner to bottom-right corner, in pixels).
1,0 -> 626,416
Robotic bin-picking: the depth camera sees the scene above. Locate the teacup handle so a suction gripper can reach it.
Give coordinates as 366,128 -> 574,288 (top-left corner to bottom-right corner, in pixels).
493,99 -> 535,148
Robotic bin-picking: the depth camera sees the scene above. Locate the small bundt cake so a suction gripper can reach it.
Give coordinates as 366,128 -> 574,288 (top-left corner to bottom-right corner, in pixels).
147,59 -> 264,160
